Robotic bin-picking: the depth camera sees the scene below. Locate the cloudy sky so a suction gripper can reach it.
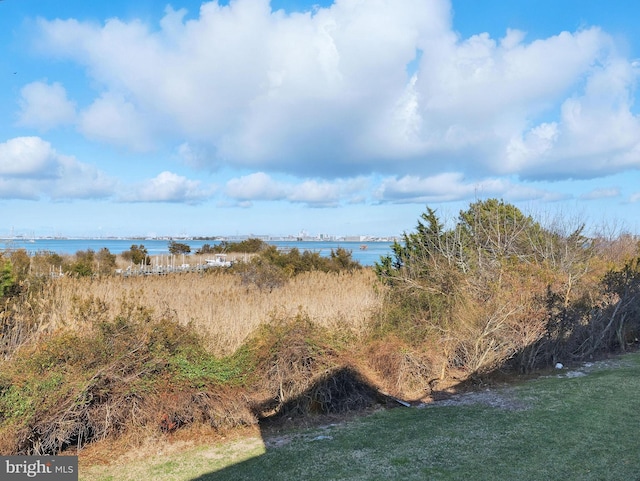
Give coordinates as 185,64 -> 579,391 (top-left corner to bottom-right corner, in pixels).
1,0 -> 640,238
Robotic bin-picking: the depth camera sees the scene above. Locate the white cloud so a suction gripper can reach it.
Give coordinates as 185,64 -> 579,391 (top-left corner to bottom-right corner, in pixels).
50,156 -> 117,200
79,92 -> 155,151
506,122 -> 559,172
17,81 -> 76,130
289,181 -> 342,205
0,178 -> 41,200
121,171 -> 213,203
376,172 -> 561,203
225,172 -> 288,201
511,59 -> 640,179
580,187 -> 620,200
177,142 -> 218,170
0,137 -> 58,177
225,172 -> 369,206
33,0 -> 640,181
0,137 -> 116,200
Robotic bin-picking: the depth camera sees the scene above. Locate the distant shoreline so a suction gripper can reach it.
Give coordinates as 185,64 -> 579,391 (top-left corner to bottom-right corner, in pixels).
0,235 -> 399,242
0,238 -> 395,267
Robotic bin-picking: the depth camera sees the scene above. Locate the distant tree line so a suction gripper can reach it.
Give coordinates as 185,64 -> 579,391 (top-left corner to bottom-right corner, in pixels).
196,238 -> 267,255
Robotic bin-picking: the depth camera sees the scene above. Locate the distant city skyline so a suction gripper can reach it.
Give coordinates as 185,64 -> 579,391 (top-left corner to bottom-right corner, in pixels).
1,228 -> 399,242
1,0 -> 640,238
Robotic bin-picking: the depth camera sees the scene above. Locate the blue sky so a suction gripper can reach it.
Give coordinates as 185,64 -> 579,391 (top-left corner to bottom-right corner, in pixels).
1,0 -> 640,238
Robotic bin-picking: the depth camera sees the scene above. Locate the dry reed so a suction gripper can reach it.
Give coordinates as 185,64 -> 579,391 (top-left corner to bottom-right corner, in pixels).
16,269 -> 383,356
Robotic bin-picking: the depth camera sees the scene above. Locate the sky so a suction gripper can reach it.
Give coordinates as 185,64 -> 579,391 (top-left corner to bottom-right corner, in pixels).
1,0 -> 640,239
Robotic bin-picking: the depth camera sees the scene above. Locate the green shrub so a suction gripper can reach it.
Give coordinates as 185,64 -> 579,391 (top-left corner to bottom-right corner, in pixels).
232,245 -> 360,289
0,259 -> 15,298
198,238 -> 268,255
0,303 -> 256,454
121,244 -> 150,265
168,241 -> 191,255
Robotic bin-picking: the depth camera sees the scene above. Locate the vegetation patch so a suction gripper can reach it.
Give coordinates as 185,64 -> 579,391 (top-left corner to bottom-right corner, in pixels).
0,302 -> 256,455
245,313 -> 358,419
374,199 -> 640,382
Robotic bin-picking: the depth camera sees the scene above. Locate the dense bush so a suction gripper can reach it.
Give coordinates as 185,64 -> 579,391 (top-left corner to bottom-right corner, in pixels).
375,199 -> 640,376
0,298 -> 255,455
0,300 -> 378,455
197,238 -> 268,255
60,248 -> 116,278
168,241 -> 191,255
232,245 -> 360,290
258,245 -> 360,274
121,244 -> 150,265
527,255 -> 640,367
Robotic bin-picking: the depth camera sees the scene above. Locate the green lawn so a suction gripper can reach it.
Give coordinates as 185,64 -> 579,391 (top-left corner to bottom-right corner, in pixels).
81,353 -> 640,481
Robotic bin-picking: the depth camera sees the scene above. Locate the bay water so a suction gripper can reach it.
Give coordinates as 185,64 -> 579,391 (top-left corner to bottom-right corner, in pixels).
0,238 -> 394,267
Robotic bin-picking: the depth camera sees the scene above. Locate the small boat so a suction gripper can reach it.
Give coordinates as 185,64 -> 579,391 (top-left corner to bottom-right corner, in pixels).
204,254 -> 232,267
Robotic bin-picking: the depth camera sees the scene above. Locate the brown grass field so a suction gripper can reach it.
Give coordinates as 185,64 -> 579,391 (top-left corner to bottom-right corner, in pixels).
12,268 -> 384,356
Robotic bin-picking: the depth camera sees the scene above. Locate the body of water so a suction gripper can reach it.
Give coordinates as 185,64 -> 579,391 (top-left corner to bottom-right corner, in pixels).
0,238 -> 394,266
